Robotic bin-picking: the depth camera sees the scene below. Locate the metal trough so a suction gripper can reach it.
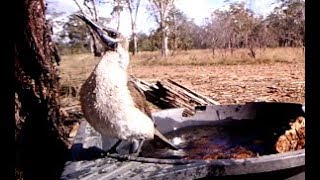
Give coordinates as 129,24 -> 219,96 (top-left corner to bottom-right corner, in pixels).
60,102 -> 305,179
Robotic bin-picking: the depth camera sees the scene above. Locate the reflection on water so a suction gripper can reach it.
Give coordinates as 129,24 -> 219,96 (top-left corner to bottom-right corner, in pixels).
141,119 -> 279,160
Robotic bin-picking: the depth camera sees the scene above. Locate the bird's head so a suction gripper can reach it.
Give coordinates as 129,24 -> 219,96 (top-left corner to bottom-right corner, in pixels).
74,13 -> 129,52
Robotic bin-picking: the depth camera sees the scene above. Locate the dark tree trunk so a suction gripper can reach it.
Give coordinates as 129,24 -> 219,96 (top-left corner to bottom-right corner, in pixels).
248,47 -> 256,59
15,0 -> 69,179
212,47 -> 215,58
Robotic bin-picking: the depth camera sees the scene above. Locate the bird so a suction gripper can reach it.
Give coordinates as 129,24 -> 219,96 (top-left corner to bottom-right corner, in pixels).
75,13 -> 179,155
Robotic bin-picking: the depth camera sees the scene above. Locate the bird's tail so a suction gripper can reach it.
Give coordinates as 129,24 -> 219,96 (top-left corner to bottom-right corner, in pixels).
154,128 -> 179,150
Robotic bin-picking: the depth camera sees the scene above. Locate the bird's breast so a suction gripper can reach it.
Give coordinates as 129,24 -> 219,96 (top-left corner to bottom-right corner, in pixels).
79,63 -> 154,140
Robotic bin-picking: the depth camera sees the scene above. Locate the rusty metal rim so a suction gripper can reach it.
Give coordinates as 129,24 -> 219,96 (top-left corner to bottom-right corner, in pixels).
105,148 -> 305,165
102,149 -> 305,176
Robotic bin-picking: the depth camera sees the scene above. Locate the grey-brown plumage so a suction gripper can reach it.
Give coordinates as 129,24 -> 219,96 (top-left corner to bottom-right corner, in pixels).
75,13 -> 178,155
128,79 -> 177,149
127,80 -> 152,117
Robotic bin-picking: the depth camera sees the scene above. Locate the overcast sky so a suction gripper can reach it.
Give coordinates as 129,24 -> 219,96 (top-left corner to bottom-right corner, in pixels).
46,0 -> 278,37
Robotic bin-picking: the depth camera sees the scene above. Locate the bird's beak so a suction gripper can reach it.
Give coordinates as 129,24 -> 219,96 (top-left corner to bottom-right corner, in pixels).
74,13 -> 120,50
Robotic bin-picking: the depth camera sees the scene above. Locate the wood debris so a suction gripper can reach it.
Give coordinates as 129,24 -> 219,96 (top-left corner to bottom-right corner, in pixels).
275,116 -> 305,153
129,76 -> 219,117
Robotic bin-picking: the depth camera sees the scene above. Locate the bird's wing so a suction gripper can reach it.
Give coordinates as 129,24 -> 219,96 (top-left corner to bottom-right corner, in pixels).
127,77 -> 153,119
128,77 -> 179,150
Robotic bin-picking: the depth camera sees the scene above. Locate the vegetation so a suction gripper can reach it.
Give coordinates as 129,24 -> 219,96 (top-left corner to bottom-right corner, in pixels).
58,47 -> 304,90
49,0 -> 305,58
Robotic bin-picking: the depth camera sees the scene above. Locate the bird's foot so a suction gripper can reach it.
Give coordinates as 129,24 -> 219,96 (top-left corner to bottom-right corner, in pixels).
104,139 -> 122,155
129,139 -> 145,156
106,147 -> 118,154
127,152 -> 140,158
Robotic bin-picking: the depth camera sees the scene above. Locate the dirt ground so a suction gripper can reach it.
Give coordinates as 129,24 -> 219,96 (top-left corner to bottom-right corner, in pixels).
128,62 -> 305,105
60,59 -> 304,145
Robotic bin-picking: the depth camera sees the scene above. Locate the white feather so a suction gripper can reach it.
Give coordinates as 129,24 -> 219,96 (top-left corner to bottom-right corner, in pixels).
79,46 -> 155,141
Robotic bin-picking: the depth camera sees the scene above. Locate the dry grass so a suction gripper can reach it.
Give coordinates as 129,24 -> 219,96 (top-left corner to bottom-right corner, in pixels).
59,47 -> 304,87
58,47 -> 304,106
130,47 -> 305,66
59,53 -> 97,87
58,47 -> 304,148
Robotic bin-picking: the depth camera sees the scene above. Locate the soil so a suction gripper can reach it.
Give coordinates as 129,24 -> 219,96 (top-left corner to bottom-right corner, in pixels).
129,62 -> 305,105
61,62 -> 305,146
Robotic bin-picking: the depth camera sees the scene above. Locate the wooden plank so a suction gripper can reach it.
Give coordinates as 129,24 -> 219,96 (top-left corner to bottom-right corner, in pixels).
167,79 -> 220,105
129,76 -> 220,116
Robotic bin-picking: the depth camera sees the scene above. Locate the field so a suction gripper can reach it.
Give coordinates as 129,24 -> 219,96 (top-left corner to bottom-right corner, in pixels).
59,48 -> 305,109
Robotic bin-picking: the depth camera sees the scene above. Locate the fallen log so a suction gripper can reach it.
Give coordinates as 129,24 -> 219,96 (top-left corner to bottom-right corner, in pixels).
129,76 -> 219,117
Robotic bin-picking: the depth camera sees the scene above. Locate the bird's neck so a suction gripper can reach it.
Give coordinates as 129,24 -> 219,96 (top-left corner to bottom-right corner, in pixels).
117,46 -> 130,69
99,46 -> 129,70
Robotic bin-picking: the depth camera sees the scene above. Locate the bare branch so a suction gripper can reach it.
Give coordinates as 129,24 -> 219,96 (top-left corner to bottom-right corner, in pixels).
83,0 -> 94,18
91,0 -> 99,21
73,0 -> 85,14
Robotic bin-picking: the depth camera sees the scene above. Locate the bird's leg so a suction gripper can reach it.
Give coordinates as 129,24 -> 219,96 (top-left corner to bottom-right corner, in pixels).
129,139 -> 145,157
106,139 -> 122,154
154,128 -> 179,150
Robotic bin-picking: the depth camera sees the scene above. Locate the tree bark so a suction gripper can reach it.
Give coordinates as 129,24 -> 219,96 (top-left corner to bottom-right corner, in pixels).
161,24 -> 169,57
15,0 -> 69,179
132,32 -> 138,55
248,47 -> 256,59
127,0 -> 141,56
212,47 -> 215,58
150,0 -> 173,57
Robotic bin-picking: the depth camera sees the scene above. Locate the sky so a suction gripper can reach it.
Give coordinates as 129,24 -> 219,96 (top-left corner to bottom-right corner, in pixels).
46,0 -> 278,38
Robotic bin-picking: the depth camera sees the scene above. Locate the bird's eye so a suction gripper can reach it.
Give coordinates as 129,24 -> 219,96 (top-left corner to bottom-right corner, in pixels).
108,32 -> 117,38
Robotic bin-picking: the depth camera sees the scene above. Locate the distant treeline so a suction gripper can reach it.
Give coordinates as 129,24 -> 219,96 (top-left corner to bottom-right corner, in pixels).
52,0 -> 304,57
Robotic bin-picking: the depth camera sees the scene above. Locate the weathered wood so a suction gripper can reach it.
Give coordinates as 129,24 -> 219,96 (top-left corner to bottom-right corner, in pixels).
167,79 -> 220,105
130,76 -> 220,116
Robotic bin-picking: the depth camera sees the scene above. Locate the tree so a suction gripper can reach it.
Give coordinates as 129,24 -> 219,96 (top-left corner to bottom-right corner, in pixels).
267,0 -> 305,48
188,24 -> 208,49
205,9 -> 233,56
167,8 -> 194,52
133,31 -> 161,51
247,16 -> 271,57
126,0 -> 141,55
149,0 -> 175,57
111,0 -> 126,31
15,0 -> 69,179
73,0 -> 105,56
58,15 -> 91,54
204,2 -> 261,57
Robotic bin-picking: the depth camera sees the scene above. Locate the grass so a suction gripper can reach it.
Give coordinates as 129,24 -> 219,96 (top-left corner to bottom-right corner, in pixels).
130,47 -> 304,66
58,47 -> 304,106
